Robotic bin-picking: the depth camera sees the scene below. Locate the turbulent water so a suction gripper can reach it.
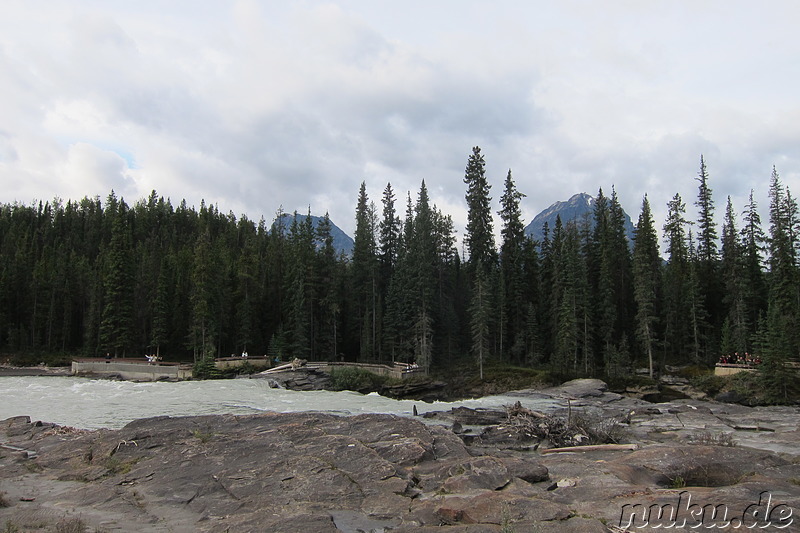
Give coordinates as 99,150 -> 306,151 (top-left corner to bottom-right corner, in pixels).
0,376 -> 549,430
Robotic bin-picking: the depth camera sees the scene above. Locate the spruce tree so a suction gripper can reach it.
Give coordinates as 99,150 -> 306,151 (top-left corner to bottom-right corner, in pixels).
470,269 -> 491,380
740,190 -> 768,334
693,155 -> 721,358
521,237 -> 543,365
151,258 -> 171,358
409,181 -> 438,371
463,147 -> 497,368
188,228 -> 215,362
608,188 -> 635,354
720,196 -> 748,354
351,182 -> 378,360
463,146 -> 496,272
383,194 -> 415,361
587,187 -> 633,374
694,155 -> 718,263
234,220 -> 258,356
315,212 -> 339,359
553,221 -> 585,376
498,169 -> 527,362
379,183 -> 400,275
538,220 -> 557,360
662,193 -> 692,364
632,195 -> 660,377
554,285 -> 578,376
764,167 -> 799,368
431,206 -> 459,366
287,211 -> 316,359
378,184 -> 400,361
686,231 -> 709,363
98,198 -> 135,357
588,189 -> 612,369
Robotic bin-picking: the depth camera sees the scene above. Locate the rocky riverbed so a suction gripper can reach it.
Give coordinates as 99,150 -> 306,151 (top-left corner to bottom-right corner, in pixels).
1,379 -> 798,532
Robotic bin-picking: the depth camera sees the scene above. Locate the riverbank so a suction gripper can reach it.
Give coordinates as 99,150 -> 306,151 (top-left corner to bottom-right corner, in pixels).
1,379 -> 798,532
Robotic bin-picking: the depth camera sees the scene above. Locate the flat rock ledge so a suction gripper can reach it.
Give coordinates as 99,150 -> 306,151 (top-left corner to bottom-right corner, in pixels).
1,382 -> 799,532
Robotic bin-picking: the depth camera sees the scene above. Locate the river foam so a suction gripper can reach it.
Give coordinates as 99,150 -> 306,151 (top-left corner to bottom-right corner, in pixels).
0,376 -> 547,430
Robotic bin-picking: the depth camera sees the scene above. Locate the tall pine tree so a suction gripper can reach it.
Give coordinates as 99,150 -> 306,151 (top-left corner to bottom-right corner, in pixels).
693,155 -> 720,358
98,196 -> 134,357
351,182 -> 378,360
632,195 -> 660,377
498,169 -> 527,362
463,146 -> 496,272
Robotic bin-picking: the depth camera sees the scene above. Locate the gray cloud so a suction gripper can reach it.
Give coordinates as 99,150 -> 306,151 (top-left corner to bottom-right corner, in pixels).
1,1 -> 799,243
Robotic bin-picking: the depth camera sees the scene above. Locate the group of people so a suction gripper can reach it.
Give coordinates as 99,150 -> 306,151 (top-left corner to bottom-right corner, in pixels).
718,352 -> 761,366
145,354 -> 162,364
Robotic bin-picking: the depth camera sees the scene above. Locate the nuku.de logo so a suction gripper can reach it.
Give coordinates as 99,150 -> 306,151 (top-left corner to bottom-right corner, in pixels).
619,490 -> 794,529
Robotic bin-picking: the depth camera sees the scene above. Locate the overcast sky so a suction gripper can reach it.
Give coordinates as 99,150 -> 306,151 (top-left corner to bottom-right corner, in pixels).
2,1 -> 799,245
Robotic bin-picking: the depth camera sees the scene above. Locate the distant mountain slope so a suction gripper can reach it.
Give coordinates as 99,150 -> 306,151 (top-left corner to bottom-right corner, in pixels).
524,193 -> 635,244
272,213 -> 354,256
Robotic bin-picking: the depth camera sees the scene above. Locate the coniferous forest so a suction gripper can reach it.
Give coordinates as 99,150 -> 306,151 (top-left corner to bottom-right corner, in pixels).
0,148 -> 798,384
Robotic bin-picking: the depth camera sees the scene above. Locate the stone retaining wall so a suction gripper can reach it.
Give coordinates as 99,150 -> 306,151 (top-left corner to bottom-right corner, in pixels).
71,359 -> 192,381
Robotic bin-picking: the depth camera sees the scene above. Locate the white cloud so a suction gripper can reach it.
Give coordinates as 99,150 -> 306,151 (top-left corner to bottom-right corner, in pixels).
61,142 -> 133,198
0,0 -> 799,242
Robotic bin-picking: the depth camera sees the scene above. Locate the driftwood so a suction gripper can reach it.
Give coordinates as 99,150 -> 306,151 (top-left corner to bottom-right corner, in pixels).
539,443 -> 639,455
506,401 -> 547,419
479,401 -> 631,449
260,358 -> 307,374
260,363 -> 294,374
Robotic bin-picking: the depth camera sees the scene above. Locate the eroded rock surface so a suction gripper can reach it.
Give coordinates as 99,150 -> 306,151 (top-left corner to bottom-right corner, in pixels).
1,380 -> 799,532
1,412 -> 559,532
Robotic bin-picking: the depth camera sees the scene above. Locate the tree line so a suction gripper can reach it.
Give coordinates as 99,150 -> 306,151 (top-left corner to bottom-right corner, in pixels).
0,149 -> 797,383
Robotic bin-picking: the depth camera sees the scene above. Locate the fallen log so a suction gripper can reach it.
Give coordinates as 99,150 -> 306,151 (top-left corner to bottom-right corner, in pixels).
260,363 -> 293,374
539,443 -> 639,455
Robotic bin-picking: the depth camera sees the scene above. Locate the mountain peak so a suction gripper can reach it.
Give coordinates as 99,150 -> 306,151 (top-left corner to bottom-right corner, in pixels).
271,213 -> 354,256
524,193 -> 634,244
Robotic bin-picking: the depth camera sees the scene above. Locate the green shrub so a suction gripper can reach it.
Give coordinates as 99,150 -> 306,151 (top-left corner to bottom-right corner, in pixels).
690,374 -> 725,396
604,374 -> 658,391
6,351 -> 75,367
192,429 -> 214,443
466,363 -> 554,389
329,367 -> 386,392
676,365 -> 713,379
192,356 -> 222,379
104,457 -> 139,475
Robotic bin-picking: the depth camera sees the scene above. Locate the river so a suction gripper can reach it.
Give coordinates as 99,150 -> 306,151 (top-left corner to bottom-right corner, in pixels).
0,376 -> 552,430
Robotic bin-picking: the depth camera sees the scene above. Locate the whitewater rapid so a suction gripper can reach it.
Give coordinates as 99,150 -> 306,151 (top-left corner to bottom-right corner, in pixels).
0,376 -> 560,430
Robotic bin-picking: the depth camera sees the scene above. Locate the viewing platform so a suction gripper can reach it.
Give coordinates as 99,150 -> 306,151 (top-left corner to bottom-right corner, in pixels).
71,356 -> 426,382
714,360 -> 800,376
714,363 -> 757,377
72,358 -> 193,381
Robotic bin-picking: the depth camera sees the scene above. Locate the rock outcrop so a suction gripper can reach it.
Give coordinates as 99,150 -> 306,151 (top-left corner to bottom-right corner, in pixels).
1,412 -> 561,532
1,380 -> 799,532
